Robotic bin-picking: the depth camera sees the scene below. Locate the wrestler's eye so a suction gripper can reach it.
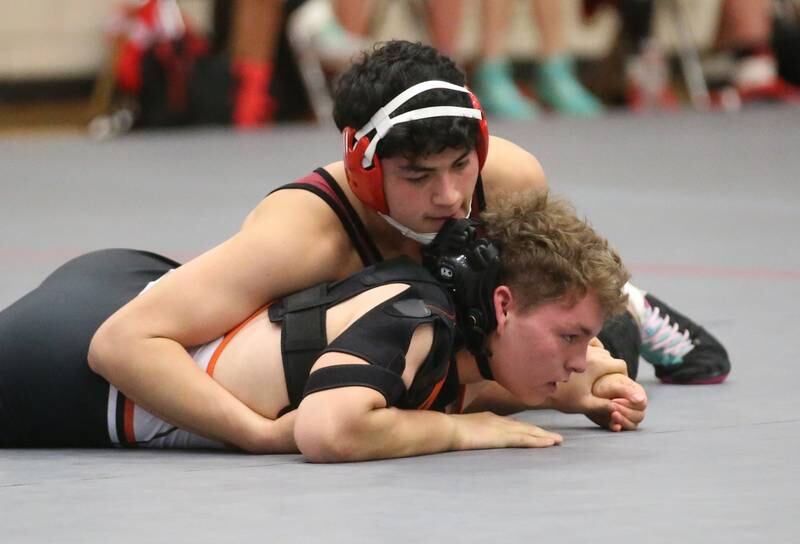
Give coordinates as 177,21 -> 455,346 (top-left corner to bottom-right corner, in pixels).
562,335 -> 577,344
453,159 -> 469,170
405,174 -> 429,183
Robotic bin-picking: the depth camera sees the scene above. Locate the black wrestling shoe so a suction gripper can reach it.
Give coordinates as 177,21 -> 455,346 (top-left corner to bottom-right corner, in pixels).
625,285 -> 731,385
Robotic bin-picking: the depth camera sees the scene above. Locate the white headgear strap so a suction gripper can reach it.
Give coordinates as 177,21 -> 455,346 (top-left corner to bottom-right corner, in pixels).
354,80 -> 482,168
379,200 -> 473,246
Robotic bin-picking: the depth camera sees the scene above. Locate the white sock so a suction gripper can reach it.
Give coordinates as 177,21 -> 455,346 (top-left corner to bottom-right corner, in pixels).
623,282 -> 648,327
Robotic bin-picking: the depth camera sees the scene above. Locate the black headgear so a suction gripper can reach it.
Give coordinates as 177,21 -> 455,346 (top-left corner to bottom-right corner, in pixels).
422,218 -> 502,380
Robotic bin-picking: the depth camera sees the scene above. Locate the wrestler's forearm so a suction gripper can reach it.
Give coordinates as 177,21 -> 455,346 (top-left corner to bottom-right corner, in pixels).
89,337 -> 282,453
295,402 -> 458,462
296,390 -> 562,462
346,407 -> 460,461
300,407 -> 563,462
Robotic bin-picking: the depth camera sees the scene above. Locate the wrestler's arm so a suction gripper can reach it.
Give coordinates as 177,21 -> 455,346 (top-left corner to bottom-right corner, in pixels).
89,189 -> 356,453
463,342 -> 648,432
544,341 -> 647,431
293,326 -> 562,463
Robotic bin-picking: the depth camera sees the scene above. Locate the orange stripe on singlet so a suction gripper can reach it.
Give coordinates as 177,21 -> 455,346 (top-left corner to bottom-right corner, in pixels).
417,369 -> 449,411
417,380 -> 465,413
122,303 -> 273,445
206,303 -> 272,378
124,396 -> 136,444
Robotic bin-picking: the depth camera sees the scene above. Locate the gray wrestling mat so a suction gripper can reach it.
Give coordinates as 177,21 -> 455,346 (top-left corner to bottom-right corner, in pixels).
2,106 -> 798,543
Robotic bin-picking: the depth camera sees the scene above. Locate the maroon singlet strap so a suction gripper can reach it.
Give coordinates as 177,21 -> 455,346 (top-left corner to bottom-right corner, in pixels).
269,168 -> 383,266
470,175 -> 486,217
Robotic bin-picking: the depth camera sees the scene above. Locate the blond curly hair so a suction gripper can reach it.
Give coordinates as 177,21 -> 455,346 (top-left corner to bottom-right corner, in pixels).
481,189 -> 630,318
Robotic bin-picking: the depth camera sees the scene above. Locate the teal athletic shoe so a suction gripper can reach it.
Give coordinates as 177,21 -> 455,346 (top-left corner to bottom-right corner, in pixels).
625,284 -> 731,385
536,54 -> 604,116
472,59 -> 539,120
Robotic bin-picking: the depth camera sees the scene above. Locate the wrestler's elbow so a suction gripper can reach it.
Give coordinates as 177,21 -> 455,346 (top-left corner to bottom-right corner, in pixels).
295,421 -> 355,463
295,398 -> 369,463
87,313 -> 134,376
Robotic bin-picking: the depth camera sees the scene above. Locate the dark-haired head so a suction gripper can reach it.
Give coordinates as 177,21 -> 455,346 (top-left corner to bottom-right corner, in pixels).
333,40 -> 480,159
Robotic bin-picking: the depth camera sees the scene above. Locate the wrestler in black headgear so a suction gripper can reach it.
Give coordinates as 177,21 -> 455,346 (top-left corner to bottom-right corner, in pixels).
422,218 -> 502,380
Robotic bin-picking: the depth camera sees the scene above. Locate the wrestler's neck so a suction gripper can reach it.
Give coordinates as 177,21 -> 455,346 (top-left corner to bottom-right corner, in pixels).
455,349 -> 487,385
364,209 -> 424,259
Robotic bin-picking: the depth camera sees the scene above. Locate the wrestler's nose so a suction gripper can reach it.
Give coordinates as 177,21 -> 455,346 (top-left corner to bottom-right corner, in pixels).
432,173 -> 462,209
566,348 -> 587,374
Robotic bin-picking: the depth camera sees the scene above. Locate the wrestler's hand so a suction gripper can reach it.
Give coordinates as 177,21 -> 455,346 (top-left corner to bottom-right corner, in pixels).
547,342 -> 647,432
451,411 -> 563,450
589,372 -> 647,432
243,411 -> 299,454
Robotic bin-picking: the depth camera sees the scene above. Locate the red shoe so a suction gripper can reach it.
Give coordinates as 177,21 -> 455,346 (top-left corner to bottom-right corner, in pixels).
626,79 -> 680,112
625,42 -> 681,113
737,78 -> 800,104
733,53 -> 800,104
232,60 -> 277,129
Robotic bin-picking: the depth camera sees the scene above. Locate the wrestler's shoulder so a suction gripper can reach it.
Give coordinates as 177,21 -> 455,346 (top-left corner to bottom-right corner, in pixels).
243,164 -> 347,231
482,135 -> 547,198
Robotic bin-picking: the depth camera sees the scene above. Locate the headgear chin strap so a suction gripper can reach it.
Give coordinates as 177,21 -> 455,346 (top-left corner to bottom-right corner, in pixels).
380,201 -> 473,246
422,218 -> 502,380
343,80 -> 489,216
379,214 -> 438,245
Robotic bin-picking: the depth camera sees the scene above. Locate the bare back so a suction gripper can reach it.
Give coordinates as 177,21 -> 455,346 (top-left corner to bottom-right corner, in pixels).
209,282 -> 424,419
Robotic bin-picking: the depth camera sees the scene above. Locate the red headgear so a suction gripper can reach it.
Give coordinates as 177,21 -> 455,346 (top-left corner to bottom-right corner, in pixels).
343,80 -> 489,215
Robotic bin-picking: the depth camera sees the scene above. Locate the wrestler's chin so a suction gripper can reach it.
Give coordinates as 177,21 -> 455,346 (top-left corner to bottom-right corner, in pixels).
515,385 -> 553,407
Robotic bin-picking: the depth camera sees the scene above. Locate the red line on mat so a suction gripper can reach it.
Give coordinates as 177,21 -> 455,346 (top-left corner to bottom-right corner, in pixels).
629,263 -> 800,281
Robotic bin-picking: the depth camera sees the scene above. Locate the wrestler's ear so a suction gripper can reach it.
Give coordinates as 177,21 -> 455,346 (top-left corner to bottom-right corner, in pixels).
493,285 -> 514,333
